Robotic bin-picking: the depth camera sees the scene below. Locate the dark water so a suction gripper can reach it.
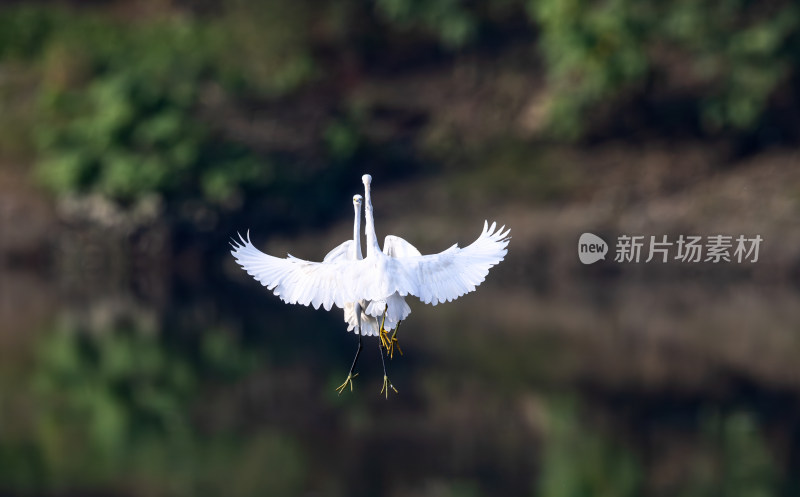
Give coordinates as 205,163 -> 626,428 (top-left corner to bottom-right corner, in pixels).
2,249 -> 800,497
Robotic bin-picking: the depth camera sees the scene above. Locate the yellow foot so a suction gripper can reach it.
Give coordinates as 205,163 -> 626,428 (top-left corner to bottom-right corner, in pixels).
379,326 -> 391,351
387,330 -> 403,359
335,372 -> 359,395
380,328 -> 403,359
380,375 -> 398,399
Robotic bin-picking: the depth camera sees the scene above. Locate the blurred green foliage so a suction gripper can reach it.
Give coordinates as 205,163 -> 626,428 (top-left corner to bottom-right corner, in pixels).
0,318 -> 296,496
696,410 -> 778,497
329,0 -> 800,138
537,399 -> 780,497
529,0 -> 650,138
529,0 -> 800,137
3,8 -> 274,205
1,0 -> 800,207
375,0 -> 479,48
538,397 -> 642,497
218,0 -> 317,96
0,5 -> 311,210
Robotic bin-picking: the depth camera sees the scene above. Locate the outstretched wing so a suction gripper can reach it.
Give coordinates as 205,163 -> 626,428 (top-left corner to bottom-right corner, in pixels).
323,240 -> 355,262
383,235 -> 422,258
395,221 -> 510,305
231,232 -> 359,311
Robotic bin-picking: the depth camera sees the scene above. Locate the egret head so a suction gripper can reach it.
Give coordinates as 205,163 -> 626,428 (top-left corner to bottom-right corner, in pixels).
362,174 -> 372,185
352,194 -> 363,206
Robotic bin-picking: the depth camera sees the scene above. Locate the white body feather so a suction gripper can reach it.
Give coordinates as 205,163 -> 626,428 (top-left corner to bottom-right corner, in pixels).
323,196 -> 380,336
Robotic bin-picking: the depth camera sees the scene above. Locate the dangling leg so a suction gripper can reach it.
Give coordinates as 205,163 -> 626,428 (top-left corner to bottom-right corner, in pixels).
378,305 -> 391,351
379,337 -> 398,398
336,307 -> 363,394
388,320 -> 403,359
336,333 -> 361,394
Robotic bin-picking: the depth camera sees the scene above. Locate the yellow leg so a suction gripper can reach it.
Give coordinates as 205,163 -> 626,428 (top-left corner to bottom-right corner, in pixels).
388,322 -> 404,359
335,372 -> 359,395
379,308 -> 391,350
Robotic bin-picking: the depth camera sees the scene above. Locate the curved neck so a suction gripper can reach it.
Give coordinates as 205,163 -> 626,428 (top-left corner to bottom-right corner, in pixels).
353,204 -> 363,260
363,183 -> 381,256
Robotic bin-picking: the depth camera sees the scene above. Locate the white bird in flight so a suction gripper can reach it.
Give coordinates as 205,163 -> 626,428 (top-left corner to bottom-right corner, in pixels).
230,174 -> 510,396
319,194 -> 392,394
321,194 -> 380,338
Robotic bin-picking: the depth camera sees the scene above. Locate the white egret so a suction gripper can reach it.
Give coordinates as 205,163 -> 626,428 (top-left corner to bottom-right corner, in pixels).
321,195 -> 379,338
352,174 -> 509,393
322,193 -> 410,395
321,195 -> 383,394
230,173 -> 510,396
231,194 -> 395,395
359,175 -> 417,360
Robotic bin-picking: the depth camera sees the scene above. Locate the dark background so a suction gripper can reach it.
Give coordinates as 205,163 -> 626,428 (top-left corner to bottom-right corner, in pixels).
2,0 -> 800,495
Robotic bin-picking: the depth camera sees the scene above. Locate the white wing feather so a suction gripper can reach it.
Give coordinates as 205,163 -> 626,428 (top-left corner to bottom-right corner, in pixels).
383,235 -> 422,258
231,221 -> 509,311
323,240 -> 355,262
230,232 -> 359,311
395,221 -> 510,305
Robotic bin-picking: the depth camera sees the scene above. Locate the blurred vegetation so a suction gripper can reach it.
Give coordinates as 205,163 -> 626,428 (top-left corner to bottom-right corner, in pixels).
538,398 -> 642,497
1,7 -> 273,206
1,0 -> 799,217
3,3 -> 800,495
529,0 -> 800,138
0,286 -> 796,496
537,399 -> 780,497
690,410 -> 778,497
374,0 -> 480,48
0,316 -> 312,496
